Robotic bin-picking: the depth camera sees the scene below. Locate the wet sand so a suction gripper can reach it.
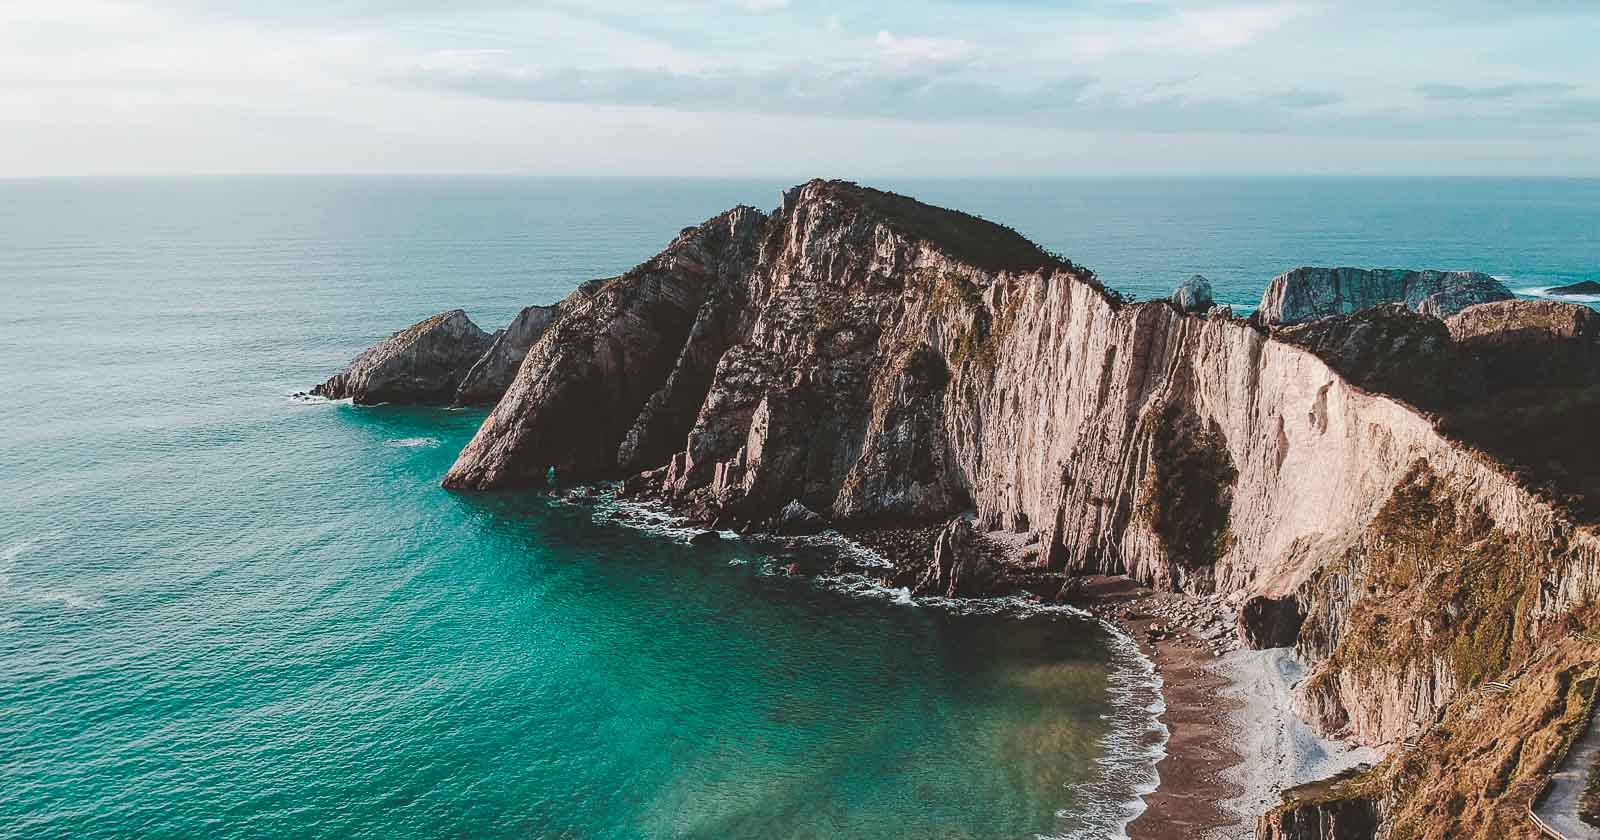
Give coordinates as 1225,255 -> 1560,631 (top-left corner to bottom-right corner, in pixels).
1080,577 -> 1248,840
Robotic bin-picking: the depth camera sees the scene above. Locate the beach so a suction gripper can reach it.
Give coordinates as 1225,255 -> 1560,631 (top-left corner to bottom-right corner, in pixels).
1080,577 -> 1382,840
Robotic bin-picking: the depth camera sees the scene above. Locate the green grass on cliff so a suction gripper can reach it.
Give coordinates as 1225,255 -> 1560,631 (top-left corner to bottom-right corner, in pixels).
1135,403 -> 1237,568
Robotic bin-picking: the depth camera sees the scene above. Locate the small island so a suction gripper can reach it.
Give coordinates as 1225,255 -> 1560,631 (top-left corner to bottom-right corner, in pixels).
1550,280 -> 1600,296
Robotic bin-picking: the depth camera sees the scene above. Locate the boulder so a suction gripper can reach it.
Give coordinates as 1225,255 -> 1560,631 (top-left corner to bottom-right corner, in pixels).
1254,267 -> 1512,326
776,500 -> 826,535
1169,274 -> 1215,314
688,530 -> 722,545
454,304 -> 560,405
912,517 -> 1001,598
311,309 -> 494,405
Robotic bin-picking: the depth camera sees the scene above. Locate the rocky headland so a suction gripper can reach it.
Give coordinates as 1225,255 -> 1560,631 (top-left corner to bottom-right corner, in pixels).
313,180 -> 1600,840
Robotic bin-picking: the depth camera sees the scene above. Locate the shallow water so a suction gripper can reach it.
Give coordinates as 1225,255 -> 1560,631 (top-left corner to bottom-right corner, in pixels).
2,176 -> 1594,839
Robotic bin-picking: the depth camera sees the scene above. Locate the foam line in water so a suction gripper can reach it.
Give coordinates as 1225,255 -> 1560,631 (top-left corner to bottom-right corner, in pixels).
386,437 -> 439,448
569,483 -> 1170,840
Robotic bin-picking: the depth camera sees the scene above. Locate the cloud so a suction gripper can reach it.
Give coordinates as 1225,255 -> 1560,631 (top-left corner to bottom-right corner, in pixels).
394,59 -> 1095,122
874,31 -> 972,65
1416,81 -> 1579,101
1072,2 -> 1313,58
1269,88 -> 1345,109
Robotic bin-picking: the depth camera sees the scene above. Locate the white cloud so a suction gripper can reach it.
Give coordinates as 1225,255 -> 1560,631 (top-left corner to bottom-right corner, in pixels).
874,31 -> 971,65
1072,2 -> 1313,58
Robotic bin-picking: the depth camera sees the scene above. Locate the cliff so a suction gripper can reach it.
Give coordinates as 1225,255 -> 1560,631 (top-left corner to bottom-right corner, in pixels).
452,304 -> 560,405
335,181 -> 1598,838
1254,266 -> 1513,325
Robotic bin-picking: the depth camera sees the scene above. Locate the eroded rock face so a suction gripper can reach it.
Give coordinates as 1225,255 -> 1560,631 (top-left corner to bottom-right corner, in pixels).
453,304 -> 560,406
1275,305 -> 1476,409
903,517 -> 1002,597
1257,796 -> 1381,840
424,181 -> 1600,837
1170,274 -> 1215,314
441,205 -> 768,488
1238,594 -> 1306,649
312,309 -> 494,405
1254,267 -> 1512,326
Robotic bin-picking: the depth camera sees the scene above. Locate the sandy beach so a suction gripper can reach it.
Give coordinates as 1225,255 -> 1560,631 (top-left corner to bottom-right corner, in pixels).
1081,577 -> 1381,840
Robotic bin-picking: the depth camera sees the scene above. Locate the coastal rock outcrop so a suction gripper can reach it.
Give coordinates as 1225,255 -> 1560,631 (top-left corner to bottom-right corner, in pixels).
1549,280 -> 1600,296
1257,793 -> 1381,840
1169,274 -> 1215,314
915,517 -> 1003,597
453,304 -> 560,405
1254,267 -> 1513,326
311,309 -> 494,405
373,180 -> 1600,839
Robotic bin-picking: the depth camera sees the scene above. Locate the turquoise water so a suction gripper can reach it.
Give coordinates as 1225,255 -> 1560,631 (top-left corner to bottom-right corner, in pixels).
2,177 -> 1597,840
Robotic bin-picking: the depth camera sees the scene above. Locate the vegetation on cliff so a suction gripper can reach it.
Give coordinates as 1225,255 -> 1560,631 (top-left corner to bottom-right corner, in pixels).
1135,403 -> 1237,569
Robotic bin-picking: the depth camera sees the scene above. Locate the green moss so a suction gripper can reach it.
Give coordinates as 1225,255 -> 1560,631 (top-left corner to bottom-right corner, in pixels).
1328,461 -> 1543,688
1135,403 -> 1238,568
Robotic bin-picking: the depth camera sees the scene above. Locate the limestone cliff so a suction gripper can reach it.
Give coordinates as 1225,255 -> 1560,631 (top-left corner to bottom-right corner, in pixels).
1254,266 -> 1513,325
417,180 -> 1596,837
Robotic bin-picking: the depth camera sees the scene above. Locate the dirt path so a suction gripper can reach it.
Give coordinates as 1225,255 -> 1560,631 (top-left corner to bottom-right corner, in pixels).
1538,706 -> 1600,839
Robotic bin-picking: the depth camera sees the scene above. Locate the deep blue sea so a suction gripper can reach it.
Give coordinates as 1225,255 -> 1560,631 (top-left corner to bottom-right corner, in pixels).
1,177 -> 1596,840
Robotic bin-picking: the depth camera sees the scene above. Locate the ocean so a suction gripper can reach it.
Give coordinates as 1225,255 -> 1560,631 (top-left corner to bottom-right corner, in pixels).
1,176 -> 1596,840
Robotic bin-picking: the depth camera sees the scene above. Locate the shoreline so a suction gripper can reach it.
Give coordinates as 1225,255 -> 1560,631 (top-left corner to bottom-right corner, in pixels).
582,490 -> 1374,839
1081,577 -> 1248,840
1080,576 -> 1383,840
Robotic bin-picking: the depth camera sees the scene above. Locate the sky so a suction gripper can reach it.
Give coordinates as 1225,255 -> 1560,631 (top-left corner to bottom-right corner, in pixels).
3,0 -> 1598,176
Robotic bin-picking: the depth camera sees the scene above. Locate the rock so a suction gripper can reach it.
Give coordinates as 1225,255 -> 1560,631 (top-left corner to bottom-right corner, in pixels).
311,309 -> 495,405
1254,267 -> 1513,326
688,530 -> 722,545
373,181 -> 1600,837
1276,305 -> 1476,409
453,304 -> 560,405
911,517 -> 1001,598
1258,793 -> 1381,840
1237,594 -> 1306,649
442,205 -> 768,487
1169,274 -> 1215,314
1547,280 -> 1600,296
776,500 -> 825,535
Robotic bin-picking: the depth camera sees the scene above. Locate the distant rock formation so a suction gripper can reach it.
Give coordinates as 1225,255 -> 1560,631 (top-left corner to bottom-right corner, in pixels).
1548,280 -> 1600,296
453,304 -> 560,406
1254,267 -> 1513,325
1169,274 -> 1215,314
311,309 -> 494,405
311,304 -> 564,407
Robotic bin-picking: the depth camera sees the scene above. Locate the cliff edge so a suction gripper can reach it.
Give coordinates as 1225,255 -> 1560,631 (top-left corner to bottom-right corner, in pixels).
329,181 -> 1600,838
